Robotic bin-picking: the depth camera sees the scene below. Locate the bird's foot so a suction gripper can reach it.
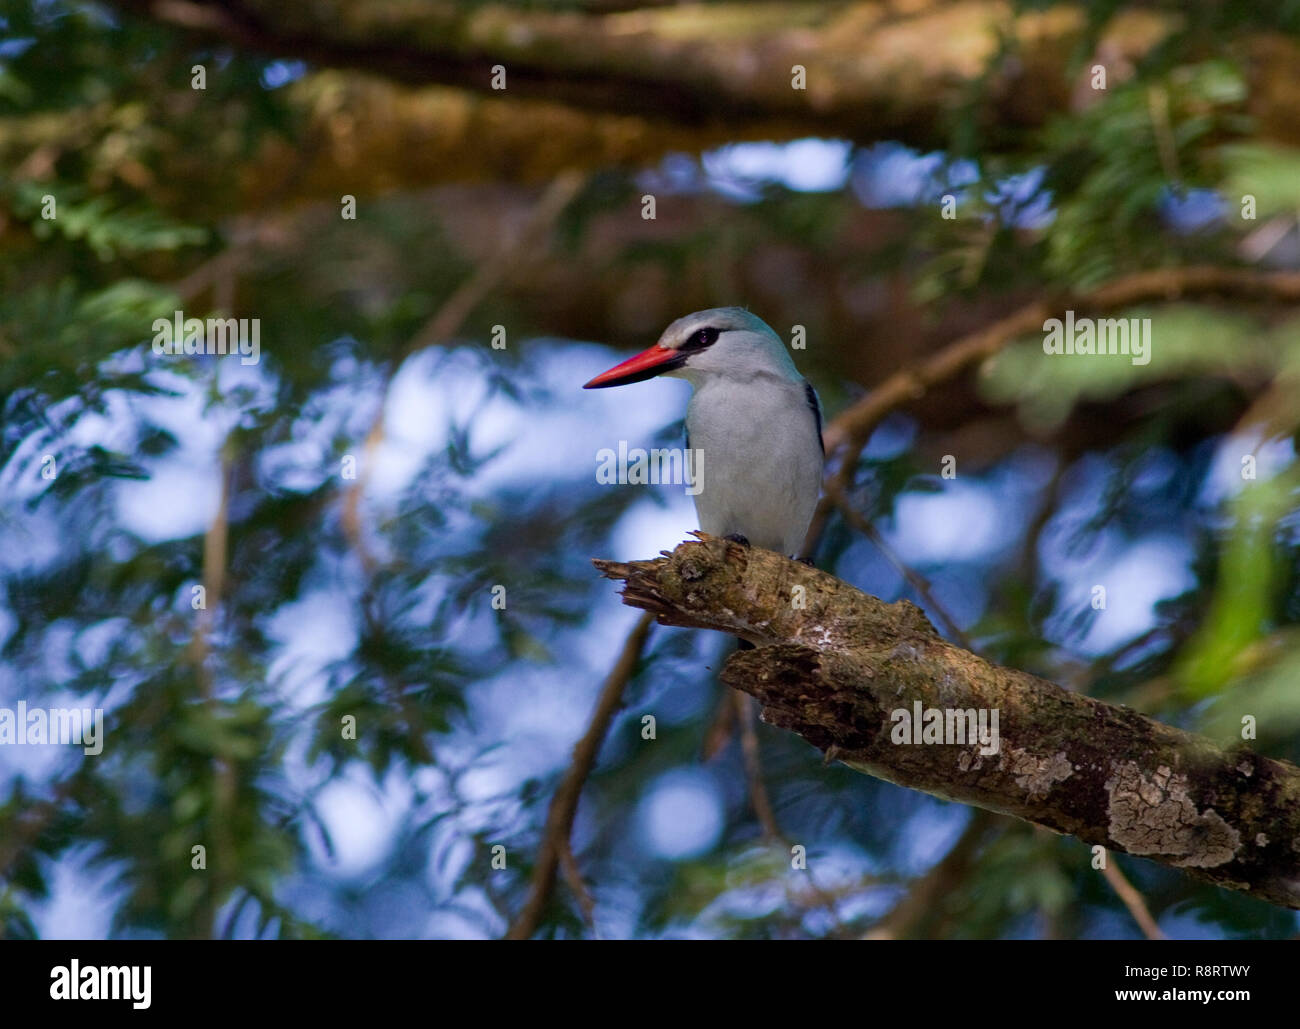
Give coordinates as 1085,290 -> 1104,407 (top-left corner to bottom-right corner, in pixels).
723,533 -> 750,546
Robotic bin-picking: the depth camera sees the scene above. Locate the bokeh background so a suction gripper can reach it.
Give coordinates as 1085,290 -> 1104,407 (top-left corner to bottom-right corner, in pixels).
3,0 -> 1300,939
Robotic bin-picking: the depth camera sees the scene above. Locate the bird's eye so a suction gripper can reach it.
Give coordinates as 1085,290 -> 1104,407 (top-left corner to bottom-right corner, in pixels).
683,327 -> 719,351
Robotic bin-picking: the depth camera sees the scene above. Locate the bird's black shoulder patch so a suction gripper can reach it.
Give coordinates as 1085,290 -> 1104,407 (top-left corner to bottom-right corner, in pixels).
804,381 -> 824,455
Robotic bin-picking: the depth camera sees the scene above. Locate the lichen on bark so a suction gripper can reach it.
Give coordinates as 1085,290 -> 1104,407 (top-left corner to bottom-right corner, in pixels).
595,534 -> 1300,909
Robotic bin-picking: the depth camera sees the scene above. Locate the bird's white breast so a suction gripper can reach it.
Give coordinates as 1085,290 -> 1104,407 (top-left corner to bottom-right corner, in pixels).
685,373 -> 822,555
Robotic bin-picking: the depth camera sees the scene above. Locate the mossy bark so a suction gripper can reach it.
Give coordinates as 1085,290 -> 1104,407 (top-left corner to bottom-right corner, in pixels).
596,534 -> 1300,909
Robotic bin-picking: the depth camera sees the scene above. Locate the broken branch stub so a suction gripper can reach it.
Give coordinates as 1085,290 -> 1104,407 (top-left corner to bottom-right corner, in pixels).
593,534 -> 1300,909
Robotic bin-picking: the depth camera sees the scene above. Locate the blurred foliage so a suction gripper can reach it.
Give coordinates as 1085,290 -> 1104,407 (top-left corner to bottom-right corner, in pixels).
1,0 -> 1299,941
980,305 -> 1291,432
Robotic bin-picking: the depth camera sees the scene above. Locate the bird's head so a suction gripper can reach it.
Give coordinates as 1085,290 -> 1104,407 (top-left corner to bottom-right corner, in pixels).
583,307 -> 798,389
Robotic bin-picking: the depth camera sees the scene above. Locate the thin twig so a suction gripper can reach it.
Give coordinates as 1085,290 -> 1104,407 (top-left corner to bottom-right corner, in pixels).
505,611 -> 653,939
191,439 -> 237,938
342,170 -> 587,571
699,684 -> 738,761
341,398 -> 387,578
864,810 -> 998,940
1102,859 -> 1166,940
402,170 -> 587,359
824,479 -> 973,649
557,837 -> 597,930
735,692 -> 782,842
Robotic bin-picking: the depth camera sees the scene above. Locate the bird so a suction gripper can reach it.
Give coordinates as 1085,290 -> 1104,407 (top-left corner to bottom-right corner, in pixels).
583,307 -> 824,559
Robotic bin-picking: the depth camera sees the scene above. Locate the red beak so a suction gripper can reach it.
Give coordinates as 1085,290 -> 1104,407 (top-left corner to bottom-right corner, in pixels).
583,344 -> 686,389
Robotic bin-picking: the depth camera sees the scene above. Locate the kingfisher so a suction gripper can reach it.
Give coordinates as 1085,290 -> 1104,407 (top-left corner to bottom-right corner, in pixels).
584,308 -> 823,558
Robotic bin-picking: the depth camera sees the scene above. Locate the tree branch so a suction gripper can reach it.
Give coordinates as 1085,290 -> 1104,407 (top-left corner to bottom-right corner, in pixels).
109,0 -> 1236,153
802,265 -> 1300,558
595,534 -> 1300,910
820,266 -> 1300,457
